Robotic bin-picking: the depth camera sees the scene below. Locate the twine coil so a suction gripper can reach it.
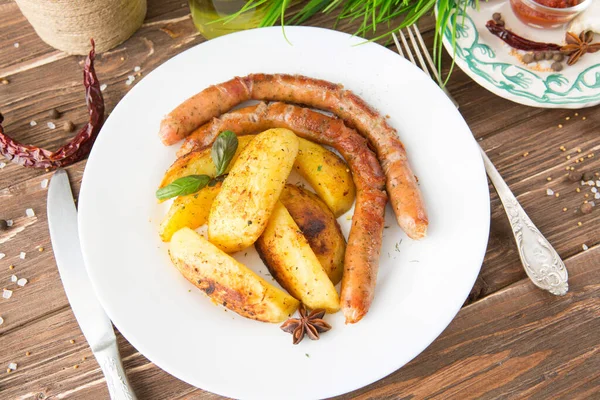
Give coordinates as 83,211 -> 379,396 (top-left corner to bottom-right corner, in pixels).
15,0 -> 147,55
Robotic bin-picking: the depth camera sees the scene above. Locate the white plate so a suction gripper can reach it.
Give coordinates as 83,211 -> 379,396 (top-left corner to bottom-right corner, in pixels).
79,26 -> 490,399
442,1 -> 600,108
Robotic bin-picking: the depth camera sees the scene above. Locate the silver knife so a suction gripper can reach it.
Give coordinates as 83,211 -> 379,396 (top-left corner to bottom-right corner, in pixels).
47,169 -> 137,400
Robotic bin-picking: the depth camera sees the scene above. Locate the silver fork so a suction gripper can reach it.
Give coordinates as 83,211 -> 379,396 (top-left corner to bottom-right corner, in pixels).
392,27 -> 568,296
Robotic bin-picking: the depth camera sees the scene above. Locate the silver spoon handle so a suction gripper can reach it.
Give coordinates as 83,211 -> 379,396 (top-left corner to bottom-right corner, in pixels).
480,148 -> 568,295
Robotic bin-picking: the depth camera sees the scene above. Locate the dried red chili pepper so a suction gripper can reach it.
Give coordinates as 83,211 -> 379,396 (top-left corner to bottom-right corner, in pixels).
486,20 -> 562,52
0,39 -> 104,168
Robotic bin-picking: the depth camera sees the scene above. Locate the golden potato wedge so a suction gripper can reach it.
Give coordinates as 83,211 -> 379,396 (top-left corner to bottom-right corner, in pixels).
170,228 -> 299,322
255,202 -> 340,313
158,135 -> 256,196
280,184 -> 346,285
159,183 -> 222,242
208,128 -> 299,253
295,138 -> 356,217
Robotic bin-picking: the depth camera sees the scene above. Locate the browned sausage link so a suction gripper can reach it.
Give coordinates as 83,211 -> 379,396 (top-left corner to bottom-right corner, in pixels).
181,102 -> 386,323
160,74 -> 427,239
159,77 -> 251,145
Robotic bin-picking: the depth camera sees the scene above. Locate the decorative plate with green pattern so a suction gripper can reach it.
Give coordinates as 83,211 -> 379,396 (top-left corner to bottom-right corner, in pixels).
442,1 -> 600,108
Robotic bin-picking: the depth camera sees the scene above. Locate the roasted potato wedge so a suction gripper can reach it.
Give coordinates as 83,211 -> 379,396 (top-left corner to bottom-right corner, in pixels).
280,184 -> 345,285
170,228 -> 299,322
158,135 -> 256,197
255,202 -> 340,313
295,138 -> 356,217
209,128 -> 299,253
159,183 -> 222,242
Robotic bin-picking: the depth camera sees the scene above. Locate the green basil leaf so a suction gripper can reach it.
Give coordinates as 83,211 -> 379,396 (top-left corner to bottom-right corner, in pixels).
155,175 -> 211,200
211,131 -> 238,176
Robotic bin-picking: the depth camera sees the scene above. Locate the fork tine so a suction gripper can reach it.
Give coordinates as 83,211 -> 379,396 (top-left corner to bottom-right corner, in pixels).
411,25 -> 442,85
405,26 -> 432,79
391,32 -> 405,59
397,30 -> 416,66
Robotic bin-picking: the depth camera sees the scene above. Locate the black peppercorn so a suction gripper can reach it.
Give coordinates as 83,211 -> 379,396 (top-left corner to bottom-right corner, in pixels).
582,171 -> 595,181
580,203 -> 593,214
551,62 -> 563,72
63,121 -> 75,133
48,108 -> 61,119
568,170 -> 583,182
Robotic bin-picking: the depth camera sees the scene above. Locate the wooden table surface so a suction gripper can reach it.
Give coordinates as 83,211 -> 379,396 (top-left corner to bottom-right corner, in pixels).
1,1 -> 599,399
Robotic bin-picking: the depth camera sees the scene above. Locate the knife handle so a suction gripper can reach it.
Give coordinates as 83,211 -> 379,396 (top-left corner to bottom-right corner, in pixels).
95,340 -> 137,400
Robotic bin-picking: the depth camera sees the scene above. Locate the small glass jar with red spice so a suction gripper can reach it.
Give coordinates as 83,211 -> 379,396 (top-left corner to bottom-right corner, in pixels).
510,0 -> 592,28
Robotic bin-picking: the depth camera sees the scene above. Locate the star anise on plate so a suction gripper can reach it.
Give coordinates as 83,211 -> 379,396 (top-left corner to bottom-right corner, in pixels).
280,304 -> 331,345
561,31 -> 600,66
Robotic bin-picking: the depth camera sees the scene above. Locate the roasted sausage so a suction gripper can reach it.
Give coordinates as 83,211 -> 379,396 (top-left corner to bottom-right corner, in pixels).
178,102 -> 386,324
159,74 -> 427,240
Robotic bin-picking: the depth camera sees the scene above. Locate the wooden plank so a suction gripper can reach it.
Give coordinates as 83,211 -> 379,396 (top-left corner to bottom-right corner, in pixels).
0,0 -> 198,75
0,163 -> 85,334
472,106 -> 600,299
1,245 -> 597,399
0,307 -> 202,400
0,13 -> 205,189
334,247 -> 600,399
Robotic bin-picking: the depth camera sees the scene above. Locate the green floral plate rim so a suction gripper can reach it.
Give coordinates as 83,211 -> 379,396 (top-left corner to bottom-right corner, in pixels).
441,0 -> 600,109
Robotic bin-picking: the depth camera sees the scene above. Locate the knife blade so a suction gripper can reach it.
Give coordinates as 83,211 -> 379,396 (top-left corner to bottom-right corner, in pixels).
47,169 -> 136,400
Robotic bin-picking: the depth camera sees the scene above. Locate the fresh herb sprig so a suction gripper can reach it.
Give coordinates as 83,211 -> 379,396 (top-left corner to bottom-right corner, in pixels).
156,131 -> 238,200
220,0 -> 473,84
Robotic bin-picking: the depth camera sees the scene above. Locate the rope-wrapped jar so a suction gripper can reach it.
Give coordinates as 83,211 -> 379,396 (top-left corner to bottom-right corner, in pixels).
15,0 -> 147,55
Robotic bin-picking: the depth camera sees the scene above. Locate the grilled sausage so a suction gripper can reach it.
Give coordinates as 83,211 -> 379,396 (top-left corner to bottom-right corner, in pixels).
159,74 -> 427,240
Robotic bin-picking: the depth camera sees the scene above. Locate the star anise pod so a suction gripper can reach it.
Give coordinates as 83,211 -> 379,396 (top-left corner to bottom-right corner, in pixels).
561,31 -> 600,66
280,304 -> 331,345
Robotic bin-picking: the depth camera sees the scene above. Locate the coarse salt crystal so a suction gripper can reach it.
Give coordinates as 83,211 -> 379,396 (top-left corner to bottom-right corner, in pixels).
47,122 -> 56,129
587,180 -> 595,186
134,66 -> 141,72
100,84 -> 107,92
582,244 -> 589,251
10,275 -> 17,283
590,201 -> 596,207
17,278 -> 27,287
595,193 -> 600,199
592,187 -> 598,193
30,120 -> 37,126
25,208 -> 35,217
128,75 -> 135,80
0,316 -> 3,325
41,179 -> 48,189
3,289 -> 13,299
0,253 -> 5,260
13,43 -> 19,48
19,252 -> 26,260
7,362 -> 17,370
125,80 -> 133,86
546,188 -> 554,196
0,162 -> 6,169
6,220 -> 13,227
596,180 -> 600,186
